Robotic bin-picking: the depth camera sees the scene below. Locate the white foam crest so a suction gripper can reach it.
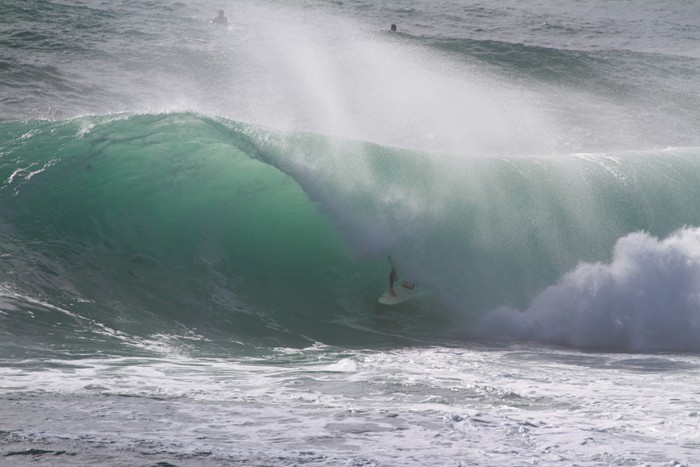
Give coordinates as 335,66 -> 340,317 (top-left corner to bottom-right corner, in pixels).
477,227 -> 700,352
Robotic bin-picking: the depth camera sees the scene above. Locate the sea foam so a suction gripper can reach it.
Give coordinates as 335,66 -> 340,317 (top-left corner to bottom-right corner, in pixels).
477,227 -> 700,352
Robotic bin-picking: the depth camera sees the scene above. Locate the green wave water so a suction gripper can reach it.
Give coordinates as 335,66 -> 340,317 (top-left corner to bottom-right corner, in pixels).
2,113 -> 700,353
0,114 -> 390,352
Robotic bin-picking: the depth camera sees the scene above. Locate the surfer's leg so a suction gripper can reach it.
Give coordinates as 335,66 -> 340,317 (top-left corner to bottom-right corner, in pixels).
389,269 -> 398,296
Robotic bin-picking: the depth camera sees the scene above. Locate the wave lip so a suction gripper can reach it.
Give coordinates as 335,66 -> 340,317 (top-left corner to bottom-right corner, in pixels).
477,227 -> 700,352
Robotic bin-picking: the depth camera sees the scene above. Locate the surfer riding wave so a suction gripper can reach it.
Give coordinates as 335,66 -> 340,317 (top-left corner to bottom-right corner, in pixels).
388,255 -> 415,297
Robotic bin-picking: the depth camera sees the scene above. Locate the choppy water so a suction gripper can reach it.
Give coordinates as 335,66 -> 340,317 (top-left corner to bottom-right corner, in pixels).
1,0 -> 700,465
3,345 -> 700,466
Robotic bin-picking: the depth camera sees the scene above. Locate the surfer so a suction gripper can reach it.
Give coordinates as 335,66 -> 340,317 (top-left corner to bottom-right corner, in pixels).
388,255 -> 415,297
211,10 -> 227,25
390,24 -> 397,32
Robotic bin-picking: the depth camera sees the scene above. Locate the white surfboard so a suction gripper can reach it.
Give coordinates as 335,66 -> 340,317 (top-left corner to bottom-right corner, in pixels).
378,285 -> 416,305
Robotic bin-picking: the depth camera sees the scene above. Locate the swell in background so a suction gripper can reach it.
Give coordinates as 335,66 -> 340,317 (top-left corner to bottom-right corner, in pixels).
2,0 -> 699,153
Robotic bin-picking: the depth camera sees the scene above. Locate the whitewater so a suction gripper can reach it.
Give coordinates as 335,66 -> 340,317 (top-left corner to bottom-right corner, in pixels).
1,0 -> 700,465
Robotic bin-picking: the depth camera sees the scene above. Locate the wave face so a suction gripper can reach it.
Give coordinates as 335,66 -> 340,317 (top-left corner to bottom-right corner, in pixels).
2,0 -> 700,354
0,114 -> 390,352
2,113 -> 700,353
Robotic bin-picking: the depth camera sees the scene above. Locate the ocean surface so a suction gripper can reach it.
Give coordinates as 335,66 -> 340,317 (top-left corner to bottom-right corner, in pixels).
2,0 -> 700,465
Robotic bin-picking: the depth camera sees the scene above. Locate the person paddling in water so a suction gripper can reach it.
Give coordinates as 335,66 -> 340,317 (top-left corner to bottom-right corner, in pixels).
211,10 -> 227,25
388,255 -> 415,297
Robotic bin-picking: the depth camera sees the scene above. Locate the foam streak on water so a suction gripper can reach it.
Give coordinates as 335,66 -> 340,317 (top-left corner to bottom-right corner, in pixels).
1,344 -> 699,466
